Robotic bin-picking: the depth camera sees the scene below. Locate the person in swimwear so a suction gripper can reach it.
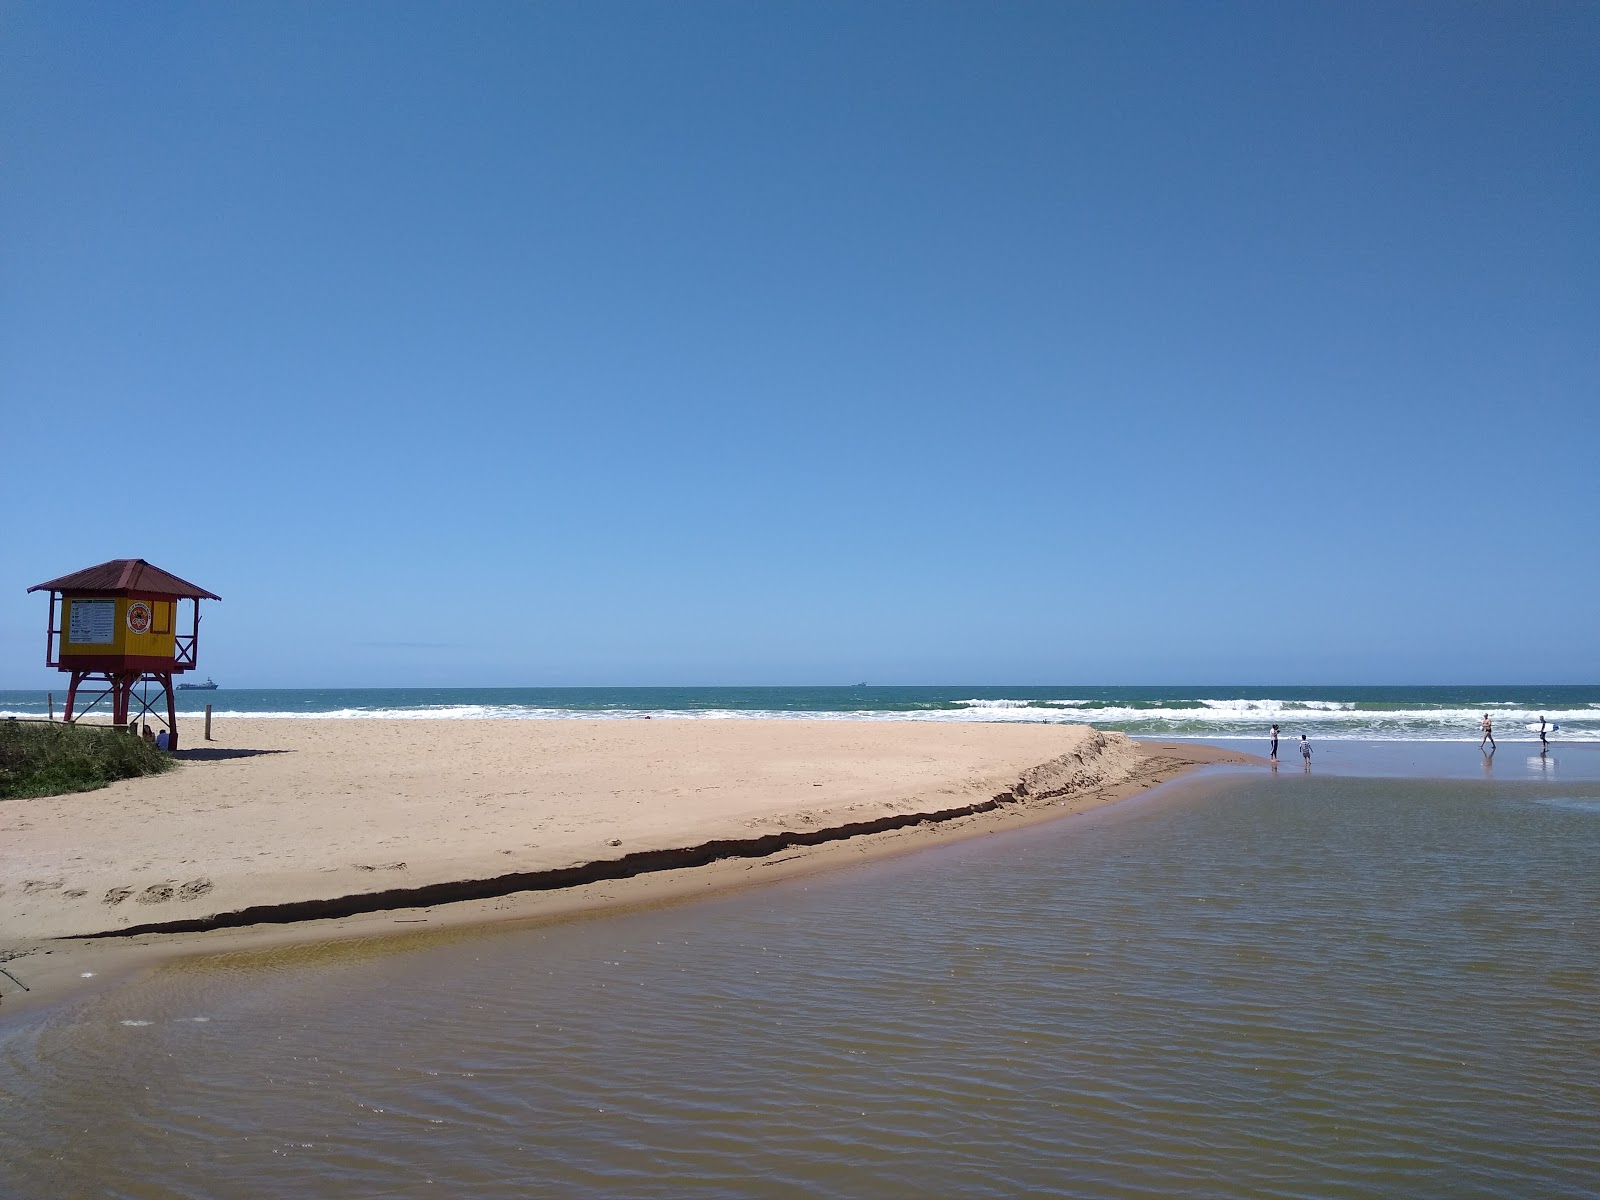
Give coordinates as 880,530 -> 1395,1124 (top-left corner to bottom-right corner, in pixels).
1537,716 -> 1549,749
1480,713 -> 1495,751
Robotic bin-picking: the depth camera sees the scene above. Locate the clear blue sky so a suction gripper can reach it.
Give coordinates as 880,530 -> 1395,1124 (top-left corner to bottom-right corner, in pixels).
3,1 -> 1596,687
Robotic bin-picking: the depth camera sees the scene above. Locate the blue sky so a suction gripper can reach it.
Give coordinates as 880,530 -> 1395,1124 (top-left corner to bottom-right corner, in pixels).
3,1 -> 1596,687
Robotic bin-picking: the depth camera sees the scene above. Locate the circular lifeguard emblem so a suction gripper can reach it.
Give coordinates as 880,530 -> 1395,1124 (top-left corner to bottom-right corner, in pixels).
127,602 -> 152,635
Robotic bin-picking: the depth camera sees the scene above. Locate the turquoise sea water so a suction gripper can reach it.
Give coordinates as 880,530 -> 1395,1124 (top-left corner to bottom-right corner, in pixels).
3,684 -> 1596,741
3,758 -> 1597,1198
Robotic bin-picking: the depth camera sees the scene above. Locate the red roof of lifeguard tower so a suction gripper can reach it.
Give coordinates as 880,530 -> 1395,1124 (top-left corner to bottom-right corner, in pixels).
29,559 -> 221,601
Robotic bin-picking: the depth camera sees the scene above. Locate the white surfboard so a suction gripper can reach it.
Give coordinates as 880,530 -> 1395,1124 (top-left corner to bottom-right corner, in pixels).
1524,722 -> 1560,733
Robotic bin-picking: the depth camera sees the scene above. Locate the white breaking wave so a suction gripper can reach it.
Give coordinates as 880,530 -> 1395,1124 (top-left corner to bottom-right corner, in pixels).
105,703 -> 1600,741
1197,698 -> 1356,713
5,698 -> 1595,741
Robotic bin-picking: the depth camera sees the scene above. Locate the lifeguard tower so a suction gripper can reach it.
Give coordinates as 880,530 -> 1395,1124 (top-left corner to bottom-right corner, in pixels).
29,559 -> 220,750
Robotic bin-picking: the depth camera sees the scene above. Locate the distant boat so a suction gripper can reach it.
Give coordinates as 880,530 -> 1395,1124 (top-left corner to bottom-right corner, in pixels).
177,677 -> 218,690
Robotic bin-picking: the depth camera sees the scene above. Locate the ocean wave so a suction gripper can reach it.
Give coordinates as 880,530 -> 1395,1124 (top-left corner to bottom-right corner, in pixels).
5,696 -> 1596,742
197,706 -> 649,721
954,697 -> 1364,714
101,705 -> 1598,741
1197,698 -> 1357,713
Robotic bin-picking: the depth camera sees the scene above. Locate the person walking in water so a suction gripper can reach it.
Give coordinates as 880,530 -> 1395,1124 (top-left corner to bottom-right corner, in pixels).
1269,724 -> 1280,760
1480,713 -> 1496,752
1537,716 -> 1550,749
1299,733 -> 1311,769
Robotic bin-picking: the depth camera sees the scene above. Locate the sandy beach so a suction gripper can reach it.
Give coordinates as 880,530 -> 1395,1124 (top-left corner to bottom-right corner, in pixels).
1,718 -> 1249,1007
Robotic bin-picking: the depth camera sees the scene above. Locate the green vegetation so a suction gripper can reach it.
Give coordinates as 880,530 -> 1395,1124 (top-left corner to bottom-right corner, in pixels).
0,719 -> 173,800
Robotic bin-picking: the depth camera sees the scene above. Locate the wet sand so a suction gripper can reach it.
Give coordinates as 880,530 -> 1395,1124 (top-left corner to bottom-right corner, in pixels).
0,719 -> 1252,1013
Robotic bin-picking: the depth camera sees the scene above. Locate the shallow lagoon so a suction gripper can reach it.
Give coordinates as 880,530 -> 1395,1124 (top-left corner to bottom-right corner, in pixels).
3,747 -> 1598,1198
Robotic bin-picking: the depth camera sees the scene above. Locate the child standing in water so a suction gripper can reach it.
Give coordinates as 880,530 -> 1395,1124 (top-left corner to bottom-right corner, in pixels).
1480,713 -> 1495,751
1299,734 -> 1311,769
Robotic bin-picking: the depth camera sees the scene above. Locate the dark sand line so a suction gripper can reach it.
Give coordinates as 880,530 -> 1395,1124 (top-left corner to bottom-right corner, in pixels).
76,789 -> 1087,937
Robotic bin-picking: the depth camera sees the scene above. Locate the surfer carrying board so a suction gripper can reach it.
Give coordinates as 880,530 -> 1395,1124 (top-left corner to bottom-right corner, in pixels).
1538,716 -> 1550,749
1479,713 -> 1495,751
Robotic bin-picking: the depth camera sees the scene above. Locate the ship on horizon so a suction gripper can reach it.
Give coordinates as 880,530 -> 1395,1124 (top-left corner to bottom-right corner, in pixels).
177,676 -> 218,691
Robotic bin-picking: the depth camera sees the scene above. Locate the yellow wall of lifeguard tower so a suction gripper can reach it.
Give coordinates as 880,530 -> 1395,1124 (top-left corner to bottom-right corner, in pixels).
60,596 -> 177,659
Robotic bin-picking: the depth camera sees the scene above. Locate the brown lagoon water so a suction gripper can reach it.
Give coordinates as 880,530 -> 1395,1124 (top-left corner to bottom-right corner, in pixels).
4,764 -> 1599,1198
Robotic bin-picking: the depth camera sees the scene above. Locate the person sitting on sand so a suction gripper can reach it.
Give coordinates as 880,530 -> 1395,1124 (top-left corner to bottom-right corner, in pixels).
1480,713 -> 1495,751
155,729 -> 170,751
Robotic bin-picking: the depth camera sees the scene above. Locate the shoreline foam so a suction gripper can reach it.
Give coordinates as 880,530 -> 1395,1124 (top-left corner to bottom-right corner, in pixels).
5,683 -> 1597,742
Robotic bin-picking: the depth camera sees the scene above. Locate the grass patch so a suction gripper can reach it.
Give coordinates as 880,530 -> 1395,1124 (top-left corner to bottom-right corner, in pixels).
0,720 -> 174,800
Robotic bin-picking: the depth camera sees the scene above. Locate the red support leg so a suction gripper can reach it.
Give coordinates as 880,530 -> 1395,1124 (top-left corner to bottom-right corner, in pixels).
115,674 -> 135,731
63,671 -> 84,723
162,673 -> 178,750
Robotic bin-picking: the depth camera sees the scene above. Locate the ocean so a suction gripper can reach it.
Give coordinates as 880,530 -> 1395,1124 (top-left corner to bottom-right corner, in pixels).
2,683 -> 1596,742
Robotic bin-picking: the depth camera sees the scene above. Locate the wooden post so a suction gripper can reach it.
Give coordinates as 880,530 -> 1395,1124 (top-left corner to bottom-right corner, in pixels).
47,693 -> 54,721
204,703 -> 213,741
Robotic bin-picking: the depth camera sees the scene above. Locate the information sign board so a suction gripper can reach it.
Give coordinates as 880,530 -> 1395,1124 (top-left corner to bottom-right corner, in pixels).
68,599 -> 116,645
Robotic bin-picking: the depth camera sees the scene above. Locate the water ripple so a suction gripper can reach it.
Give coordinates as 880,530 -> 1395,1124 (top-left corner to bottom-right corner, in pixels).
3,775 -> 1599,1198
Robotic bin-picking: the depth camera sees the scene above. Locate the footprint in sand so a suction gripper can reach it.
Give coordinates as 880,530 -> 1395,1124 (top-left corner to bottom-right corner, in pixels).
63,888 -> 87,900
137,883 -> 175,904
178,878 -> 213,901
104,886 -> 133,906
23,879 -> 63,894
